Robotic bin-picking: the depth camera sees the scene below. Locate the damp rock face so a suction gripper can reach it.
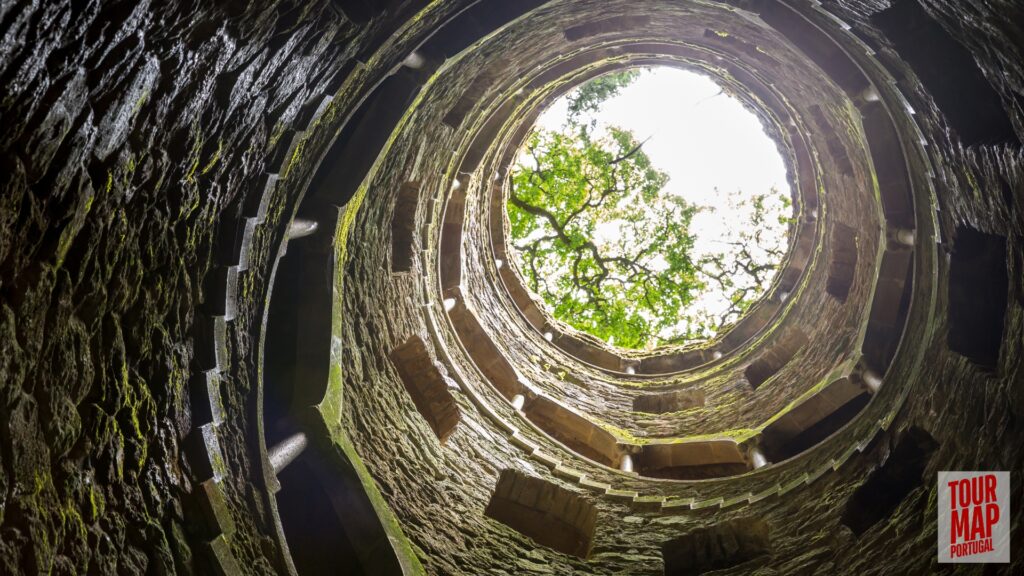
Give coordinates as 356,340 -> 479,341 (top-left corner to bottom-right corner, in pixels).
661,517 -> 771,576
1,1 -> 1022,575
0,0 -> 387,572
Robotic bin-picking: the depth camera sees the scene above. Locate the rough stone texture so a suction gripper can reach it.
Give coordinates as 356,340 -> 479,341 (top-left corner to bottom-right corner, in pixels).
662,517 -> 771,576
484,469 -> 598,559
0,0 -> 456,572
0,0 -> 1021,575
389,335 -> 461,443
444,0 -> 884,447
339,0 -> 1023,574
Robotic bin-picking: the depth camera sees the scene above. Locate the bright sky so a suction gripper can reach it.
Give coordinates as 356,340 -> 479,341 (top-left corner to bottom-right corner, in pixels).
526,66 -> 793,343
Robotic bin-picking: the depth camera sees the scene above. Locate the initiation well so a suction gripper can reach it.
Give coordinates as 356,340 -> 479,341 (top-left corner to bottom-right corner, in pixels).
1,0 -> 1021,574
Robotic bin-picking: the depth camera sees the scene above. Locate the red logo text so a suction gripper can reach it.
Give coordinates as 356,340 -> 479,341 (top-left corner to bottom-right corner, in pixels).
948,474 -> 1001,559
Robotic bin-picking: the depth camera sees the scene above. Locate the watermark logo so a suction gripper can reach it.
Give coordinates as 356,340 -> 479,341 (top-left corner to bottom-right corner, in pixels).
938,471 -> 1010,563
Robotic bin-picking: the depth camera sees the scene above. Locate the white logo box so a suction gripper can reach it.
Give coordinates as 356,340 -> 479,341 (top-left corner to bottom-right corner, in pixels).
938,471 -> 1010,563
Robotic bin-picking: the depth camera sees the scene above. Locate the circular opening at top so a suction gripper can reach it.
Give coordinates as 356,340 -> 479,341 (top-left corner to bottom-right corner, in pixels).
505,66 -> 795,350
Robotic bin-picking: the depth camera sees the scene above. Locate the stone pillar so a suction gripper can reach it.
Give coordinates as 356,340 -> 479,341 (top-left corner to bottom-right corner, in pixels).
269,432 -> 309,475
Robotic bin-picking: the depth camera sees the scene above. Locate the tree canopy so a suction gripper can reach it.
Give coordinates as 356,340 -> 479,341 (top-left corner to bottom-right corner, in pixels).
506,69 -> 791,350
566,69 -> 641,126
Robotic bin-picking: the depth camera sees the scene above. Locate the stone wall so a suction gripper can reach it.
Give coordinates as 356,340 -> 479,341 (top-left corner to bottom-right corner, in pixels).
0,0 -> 443,572
0,0 -> 1021,574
